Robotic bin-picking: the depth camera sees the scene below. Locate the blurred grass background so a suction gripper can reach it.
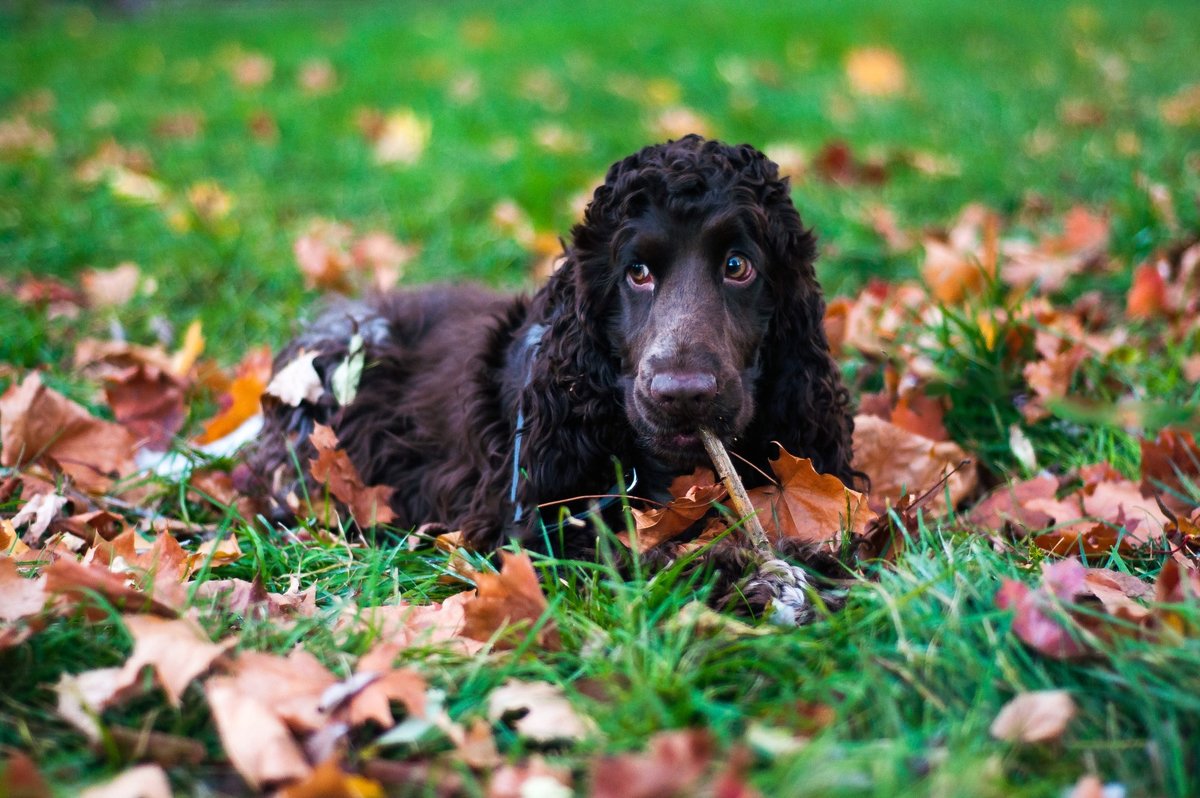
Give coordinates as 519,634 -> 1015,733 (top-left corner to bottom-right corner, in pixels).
2,0 -> 1199,364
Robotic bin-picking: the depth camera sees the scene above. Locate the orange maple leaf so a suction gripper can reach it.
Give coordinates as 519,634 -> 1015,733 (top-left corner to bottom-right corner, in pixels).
197,346 -> 273,444
747,446 -> 875,546
462,551 -> 560,650
619,468 -> 727,552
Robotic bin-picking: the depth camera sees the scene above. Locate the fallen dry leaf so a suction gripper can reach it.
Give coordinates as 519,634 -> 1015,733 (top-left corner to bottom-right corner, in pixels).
1067,775 -> 1108,798
995,560 -> 1092,659
889,391 -> 949,441
650,107 -> 711,140
278,759 -> 385,798
589,729 -> 714,798
193,576 -> 315,620
55,666 -> 146,743
1022,345 -> 1085,422
1140,429 -> 1200,515
78,764 -> 171,798
293,219 -> 354,292
51,509 -> 126,545
231,52 -> 273,89
73,338 -> 175,377
10,492 -> 69,542
185,533 -> 245,574
44,557 -> 182,617
224,649 -> 336,733
197,345 -> 272,443
0,557 -> 46,622
0,752 -> 52,798
120,614 -> 234,706
0,372 -> 138,492
351,231 -> 416,293
74,138 -> 153,185
0,517 -> 31,557
369,109 -> 430,166
340,643 -> 427,728
205,675 -> 313,790
349,591 -> 482,654
1032,523 -> 1131,558
813,140 -> 888,185
80,262 -> 140,308
266,350 -> 324,407
994,559 -> 1166,658
990,690 -> 1077,743
298,58 -> 337,94
747,446 -> 875,545
920,204 -> 999,303
968,476 -> 1059,532
1160,83 -> 1200,126
102,363 -> 186,451
462,551 -> 560,649
0,115 -> 54,158
308,424 -> 397,526
152,111 -> 204,141
96,529 -> 190,586
844,46 -> 907,97
487,679 -> 595,743
1081,480 -> 1169,545
15,276 -> 81,309
851,414 -> 974,514
619,469 -> 726,551
1126,262 -> 1169,320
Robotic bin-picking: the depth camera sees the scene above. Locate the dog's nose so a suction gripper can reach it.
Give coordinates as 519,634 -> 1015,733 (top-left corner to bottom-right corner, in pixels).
649,371 -> 718,410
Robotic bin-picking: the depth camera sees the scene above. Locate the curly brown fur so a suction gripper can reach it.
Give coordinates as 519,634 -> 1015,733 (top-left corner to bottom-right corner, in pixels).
242,136 -> 861,593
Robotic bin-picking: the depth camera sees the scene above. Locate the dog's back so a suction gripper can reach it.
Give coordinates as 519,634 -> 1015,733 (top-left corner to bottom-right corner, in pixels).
242,284 -> 528,535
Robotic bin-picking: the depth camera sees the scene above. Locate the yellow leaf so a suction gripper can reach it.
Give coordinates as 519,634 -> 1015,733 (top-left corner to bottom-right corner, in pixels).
844,47 -> 907,97
170,320 -> 204,377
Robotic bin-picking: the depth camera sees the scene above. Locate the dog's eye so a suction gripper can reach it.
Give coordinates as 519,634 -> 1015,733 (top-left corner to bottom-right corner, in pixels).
724,254 -> 755,283
626,263 -> 654,288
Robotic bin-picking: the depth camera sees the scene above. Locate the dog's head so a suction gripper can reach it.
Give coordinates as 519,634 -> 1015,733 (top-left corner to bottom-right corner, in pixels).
566,135 -> 823,469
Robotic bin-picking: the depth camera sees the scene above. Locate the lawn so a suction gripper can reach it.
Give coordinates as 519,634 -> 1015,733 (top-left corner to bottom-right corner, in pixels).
2,1 -> 1200,796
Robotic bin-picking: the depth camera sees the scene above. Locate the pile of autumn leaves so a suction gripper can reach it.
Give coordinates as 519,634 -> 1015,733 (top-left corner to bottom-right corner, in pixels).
2,201 -> 1200,795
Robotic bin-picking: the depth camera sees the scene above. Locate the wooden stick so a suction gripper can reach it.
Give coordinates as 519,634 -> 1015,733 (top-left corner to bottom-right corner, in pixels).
699,428 -> 772,562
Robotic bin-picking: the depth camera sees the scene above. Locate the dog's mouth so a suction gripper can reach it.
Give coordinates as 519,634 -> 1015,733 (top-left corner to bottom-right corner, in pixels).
627,389 -> 743,464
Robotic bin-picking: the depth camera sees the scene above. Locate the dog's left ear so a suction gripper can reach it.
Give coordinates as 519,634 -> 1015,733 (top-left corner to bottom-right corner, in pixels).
746,180 -> 860,488
508,249 -> 629,545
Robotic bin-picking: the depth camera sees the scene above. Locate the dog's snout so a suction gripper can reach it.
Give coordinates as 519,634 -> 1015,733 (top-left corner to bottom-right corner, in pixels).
648,371 -> 718,408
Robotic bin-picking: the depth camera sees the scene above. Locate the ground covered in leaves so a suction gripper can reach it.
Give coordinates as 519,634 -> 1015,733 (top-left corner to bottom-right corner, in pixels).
3,2 -> 1200,796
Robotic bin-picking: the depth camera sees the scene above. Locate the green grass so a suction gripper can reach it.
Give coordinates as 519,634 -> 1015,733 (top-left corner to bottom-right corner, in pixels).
3,1 -> 1200,796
